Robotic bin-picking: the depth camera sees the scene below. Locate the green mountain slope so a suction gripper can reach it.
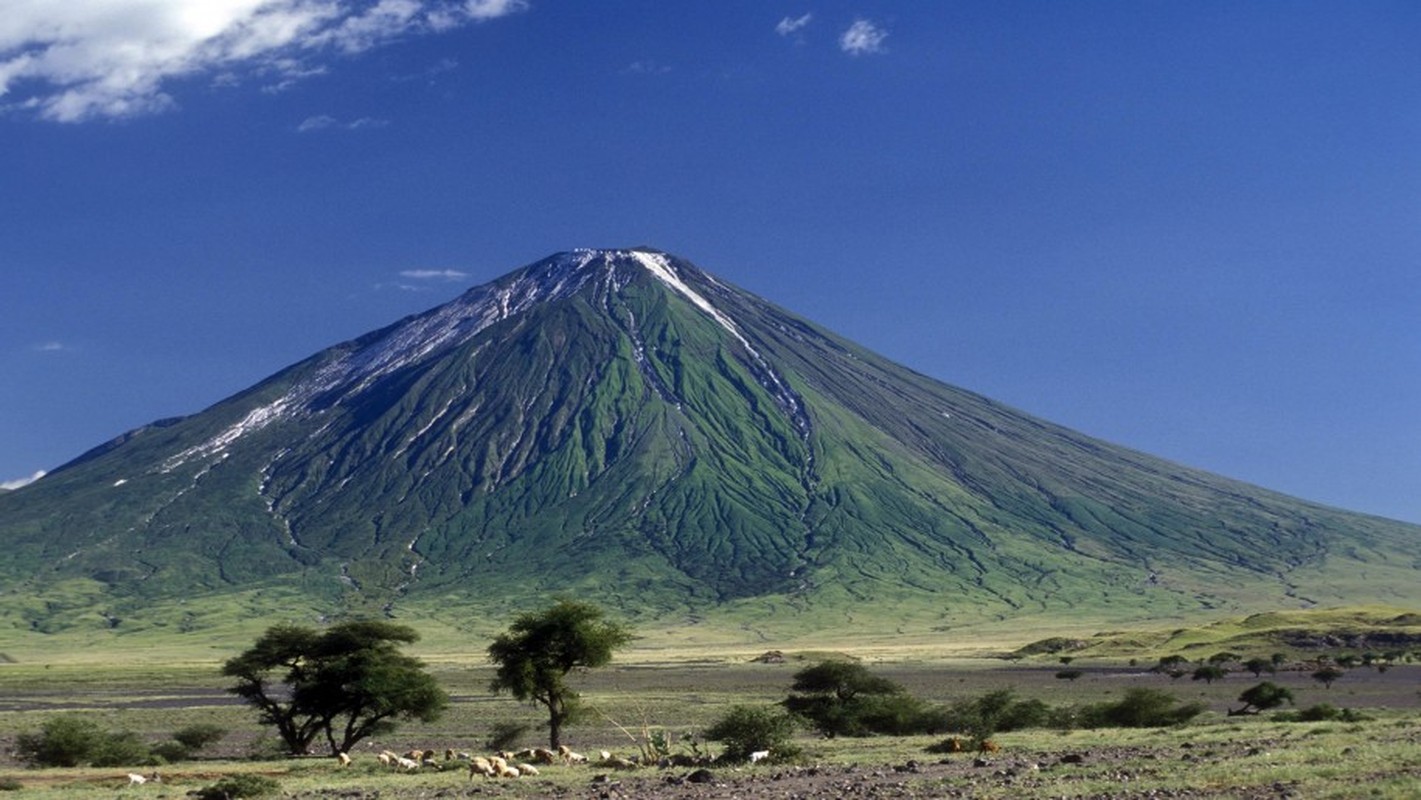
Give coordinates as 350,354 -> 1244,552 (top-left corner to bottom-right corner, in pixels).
1,249 -> 1416,643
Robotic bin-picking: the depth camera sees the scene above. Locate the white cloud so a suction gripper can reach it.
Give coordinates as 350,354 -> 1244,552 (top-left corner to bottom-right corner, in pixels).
1,470 -> 46,490
297,113 -> 387,131
839,18 -> 887,56
32,341 -> 70,352
775,13 -> 812,37
0,0 -> 529,122
297,113 -> 337,131
400,269 -> 468,280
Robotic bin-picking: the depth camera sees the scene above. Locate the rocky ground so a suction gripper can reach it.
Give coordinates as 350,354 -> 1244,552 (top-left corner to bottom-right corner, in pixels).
272,742 -> 1387,800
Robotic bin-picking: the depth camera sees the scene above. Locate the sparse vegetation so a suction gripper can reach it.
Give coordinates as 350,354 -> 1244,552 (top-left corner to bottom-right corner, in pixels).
2,614 -> 1419,799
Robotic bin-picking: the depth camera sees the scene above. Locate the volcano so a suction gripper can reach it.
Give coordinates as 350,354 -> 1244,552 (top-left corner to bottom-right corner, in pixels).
2,248 -> 1416,639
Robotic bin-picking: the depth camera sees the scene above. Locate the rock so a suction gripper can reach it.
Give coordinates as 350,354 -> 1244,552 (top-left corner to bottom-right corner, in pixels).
686,768 -> 716,784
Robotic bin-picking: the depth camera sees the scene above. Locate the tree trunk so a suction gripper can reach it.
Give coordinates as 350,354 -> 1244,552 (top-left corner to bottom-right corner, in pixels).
548,696 -> 565,751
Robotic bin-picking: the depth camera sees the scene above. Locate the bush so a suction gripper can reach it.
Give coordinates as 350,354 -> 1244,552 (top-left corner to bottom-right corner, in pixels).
945,690 -> 1052,739
151,740 -> 193,763
15,715 -> 152,767
705,705 -> 797,763
189,774 -> 280,800
173,723 -> 228,753
1076,688 -> 1204,729
1276,704 -> 1371,723
851,693 -> 948,736
0,778 -> 21,792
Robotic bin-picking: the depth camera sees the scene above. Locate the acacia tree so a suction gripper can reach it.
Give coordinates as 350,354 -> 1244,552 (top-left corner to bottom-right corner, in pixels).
781,660 -> 912,737
1230,681 -> 1294,716
223,621 -> 447,756
1311,666 -> 1345,689
1191,664 -> 1227,684
487,600 -> 632,750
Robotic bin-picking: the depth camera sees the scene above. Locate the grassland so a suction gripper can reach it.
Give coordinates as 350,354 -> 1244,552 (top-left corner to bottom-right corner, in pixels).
2,610 -> 1419,798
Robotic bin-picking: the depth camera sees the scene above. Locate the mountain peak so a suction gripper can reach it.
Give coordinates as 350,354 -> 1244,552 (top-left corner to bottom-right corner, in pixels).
3,249 -> 1417,642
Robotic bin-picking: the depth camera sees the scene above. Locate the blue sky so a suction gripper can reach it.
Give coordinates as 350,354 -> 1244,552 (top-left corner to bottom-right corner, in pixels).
2,1 -> 1418,524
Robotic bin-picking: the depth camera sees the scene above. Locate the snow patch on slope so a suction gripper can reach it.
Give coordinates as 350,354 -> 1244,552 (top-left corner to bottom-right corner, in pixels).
164,255 -> 604,470
164,248 -> 806,471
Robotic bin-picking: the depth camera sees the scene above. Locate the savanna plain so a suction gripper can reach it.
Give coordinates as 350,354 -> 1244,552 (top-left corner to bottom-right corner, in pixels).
2,613 -> 1420,800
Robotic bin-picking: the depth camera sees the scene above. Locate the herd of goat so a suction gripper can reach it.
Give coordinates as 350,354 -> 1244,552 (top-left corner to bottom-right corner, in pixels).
363,744 -> 667,779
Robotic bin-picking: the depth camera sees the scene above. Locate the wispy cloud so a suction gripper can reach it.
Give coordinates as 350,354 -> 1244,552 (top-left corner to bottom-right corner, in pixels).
775,13 -> 813,37
32,341 -> 70,353
1,470 -> 46,491
400,269 -> 468,281
0,0 -> 530,123
297,114 -> 389,132
840,18 -> 888,56
622,60 -> 671,76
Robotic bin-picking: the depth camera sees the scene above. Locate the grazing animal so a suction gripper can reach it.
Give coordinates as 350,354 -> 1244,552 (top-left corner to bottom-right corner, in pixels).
377,752 -> 393,767
126,773 -> 148,785
978,739 -> 1000,754
516,763 -> 540,776
530,747 -> 557,764
394,756 -> 420,771
468,756 -> 495,778
750,750 -> 770,763
597,755 -> 639,770
336,752 -> 351,767
558,744 -> 588,764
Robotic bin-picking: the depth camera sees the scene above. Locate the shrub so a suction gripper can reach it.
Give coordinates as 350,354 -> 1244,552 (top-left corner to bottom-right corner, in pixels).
16,716 -> 102,767
945,689 -> 1052,739
0,778 -> 21,791
151,740 -> 193,763
851,693 -> 948,736
15,715 -> 152,767
173,723 -> 228,753
89,730 -> 152,767
190,774 -> 280,800
1276,704 -> 1371,723
705,705 -> 797,763
1076,688 -> 1205,729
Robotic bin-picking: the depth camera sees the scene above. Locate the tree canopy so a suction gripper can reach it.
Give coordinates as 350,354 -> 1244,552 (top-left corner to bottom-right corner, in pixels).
487,600 -> 632,750
1232,681 -> 1294,715
782,660 -> 941,738
222,621 -> 446,756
